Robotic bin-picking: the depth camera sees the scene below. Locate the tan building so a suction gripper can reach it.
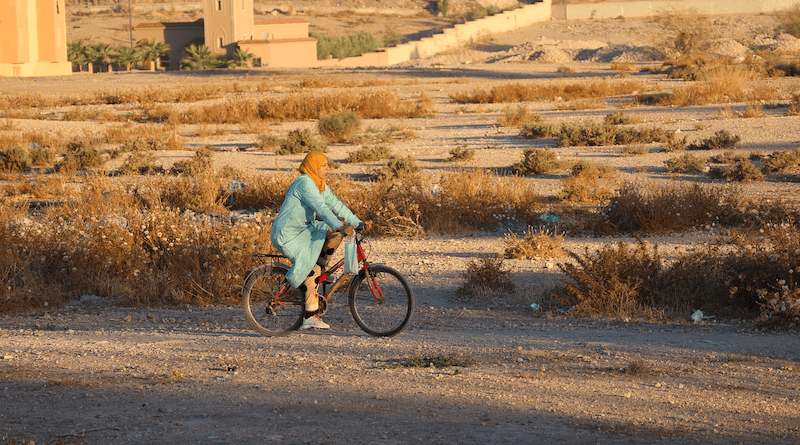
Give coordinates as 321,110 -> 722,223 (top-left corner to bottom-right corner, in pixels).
135,0 -> 317,70
0,0 -> 71,77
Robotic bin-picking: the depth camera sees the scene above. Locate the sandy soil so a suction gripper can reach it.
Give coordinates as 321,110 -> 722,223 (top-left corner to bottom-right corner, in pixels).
1,4 -> 800,445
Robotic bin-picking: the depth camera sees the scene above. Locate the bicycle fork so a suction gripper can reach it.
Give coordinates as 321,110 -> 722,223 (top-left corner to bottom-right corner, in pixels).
362,264 -> 385,304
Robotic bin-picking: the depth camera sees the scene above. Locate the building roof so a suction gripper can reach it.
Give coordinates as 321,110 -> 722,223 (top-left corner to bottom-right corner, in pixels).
254,18 -> 310,25
240,37 -> 317,44
134,19 -> 204,30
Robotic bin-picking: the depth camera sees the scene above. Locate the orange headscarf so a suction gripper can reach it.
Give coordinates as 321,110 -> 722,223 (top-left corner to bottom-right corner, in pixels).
298,152 -> 327,193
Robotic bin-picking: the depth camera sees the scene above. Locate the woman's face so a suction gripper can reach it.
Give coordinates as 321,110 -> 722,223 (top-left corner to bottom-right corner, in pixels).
319,161 -> 329,180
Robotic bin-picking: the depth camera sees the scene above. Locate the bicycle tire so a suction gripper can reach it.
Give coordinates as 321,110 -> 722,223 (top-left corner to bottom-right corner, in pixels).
242,262 -> 304,336
348,264 -> 414,337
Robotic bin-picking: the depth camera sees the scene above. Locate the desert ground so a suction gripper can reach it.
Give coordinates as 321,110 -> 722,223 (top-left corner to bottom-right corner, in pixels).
1,2 -> 800,444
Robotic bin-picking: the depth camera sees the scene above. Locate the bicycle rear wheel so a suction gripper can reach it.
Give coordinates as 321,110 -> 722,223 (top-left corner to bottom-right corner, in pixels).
348,264 -> 414,337
242,262 -> 304,336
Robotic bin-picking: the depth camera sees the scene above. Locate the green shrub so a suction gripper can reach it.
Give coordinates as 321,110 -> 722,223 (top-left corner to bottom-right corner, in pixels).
687,130 -> 741,150
345,145 -> 392,163
377,156 -> 420,181
277,129 -> 327,155
763,148 -> 800,174
448,146 -> 475,162
171,149 -> 214,176
318,111 -> 361,143
311,31 -> 381,60
518,115 -> 558,138
710,160 -> 764,182
0,146 -> 31,172
29,146 -> 55,166
55,141 -> 103,172
662,132 -> 687,151
603,112 -> 639,125
666,152 -> 705,173
513,148 -> 560,175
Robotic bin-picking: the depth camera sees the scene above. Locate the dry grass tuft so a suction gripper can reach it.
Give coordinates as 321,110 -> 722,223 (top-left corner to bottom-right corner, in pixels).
450,80 -> 644,104
503,228 -> 566,259
557,162 -> 619,204
456,255 -> 516,302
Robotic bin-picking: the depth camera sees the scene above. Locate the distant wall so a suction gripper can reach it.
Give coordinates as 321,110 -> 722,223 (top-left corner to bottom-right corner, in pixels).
552,0 -> 800,20
318,0 -> 552,68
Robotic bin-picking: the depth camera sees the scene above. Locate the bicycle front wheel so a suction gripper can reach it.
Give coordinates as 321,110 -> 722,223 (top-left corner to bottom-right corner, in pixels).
242,262 -> 304,336
348,264 -> 414,337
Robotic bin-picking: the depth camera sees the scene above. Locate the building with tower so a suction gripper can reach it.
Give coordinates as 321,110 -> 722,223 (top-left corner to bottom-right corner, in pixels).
134,0 -> 318,69
0,0 -> 71,77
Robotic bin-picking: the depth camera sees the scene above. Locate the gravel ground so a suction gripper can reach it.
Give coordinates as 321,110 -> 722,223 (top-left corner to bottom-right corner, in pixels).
2,5 -> 800,445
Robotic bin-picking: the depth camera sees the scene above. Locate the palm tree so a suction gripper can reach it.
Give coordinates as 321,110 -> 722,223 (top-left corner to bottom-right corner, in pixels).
92,43 -> 115,73
227,48 -> 254,68
67,40 -> 89,72
139,41 -> 171,71
114,47 -> 142,71
180,44 -> 223,70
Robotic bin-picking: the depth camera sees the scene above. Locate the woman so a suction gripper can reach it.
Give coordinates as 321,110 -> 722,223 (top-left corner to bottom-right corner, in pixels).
270,152 -> 364,330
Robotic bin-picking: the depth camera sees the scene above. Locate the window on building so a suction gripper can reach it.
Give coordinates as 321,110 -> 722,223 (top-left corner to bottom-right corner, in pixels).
218,37 -> 224,49
242,0 -> 246,10
216,0 -> 223,11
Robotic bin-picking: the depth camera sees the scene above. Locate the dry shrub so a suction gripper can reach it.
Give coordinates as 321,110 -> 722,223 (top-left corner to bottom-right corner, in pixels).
663,66 -> 757,106
513,148 -> 561,175
503,228 -> 565,259
558,240 -> 664,320
0,147 -> 31,173
709,160 -> 764,182
687,130 -> 740,150
318,111 -> 361,143
665,152 -> 705,173
518,115 -> 558,139
257,91 -> 433,121
277,129 -> 327,155
429,169 -> 546,233
622,144 -> 647,156
450,80 -> 644,104
499,105 -> 531,127
556,122 -> 668,148
557,162 -> 619,204
456,255 -> 516,302
447,146 -> 475,162
0,175 -> 274,312
604,112 -> 641,125
725,222 -> 800,316
330,169 -> 546,236
376,156 -> 421,181
610,61 -> 634,72
345,145 -> 392,163
652,11 -> 718,60
602,182 -> 743,235
763,147 -> 800,174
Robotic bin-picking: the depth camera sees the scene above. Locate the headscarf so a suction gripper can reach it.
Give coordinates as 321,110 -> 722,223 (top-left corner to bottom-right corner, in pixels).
298,152 -> 327,193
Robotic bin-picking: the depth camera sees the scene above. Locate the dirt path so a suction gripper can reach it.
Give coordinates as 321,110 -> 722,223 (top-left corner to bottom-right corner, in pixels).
1,289 -> 799,444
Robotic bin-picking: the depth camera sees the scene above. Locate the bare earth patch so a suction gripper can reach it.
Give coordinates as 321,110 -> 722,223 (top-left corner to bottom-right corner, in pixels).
2,5 -> 800,445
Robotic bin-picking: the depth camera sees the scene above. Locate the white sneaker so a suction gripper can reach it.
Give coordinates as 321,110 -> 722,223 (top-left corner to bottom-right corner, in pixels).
301,316 -> 330,330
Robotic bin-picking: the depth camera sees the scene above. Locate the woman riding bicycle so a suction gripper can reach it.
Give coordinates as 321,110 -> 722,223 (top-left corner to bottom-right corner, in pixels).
270,152 -> 366,330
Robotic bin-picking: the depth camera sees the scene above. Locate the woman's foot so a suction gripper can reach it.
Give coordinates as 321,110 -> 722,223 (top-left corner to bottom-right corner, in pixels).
301,315 -> 330,330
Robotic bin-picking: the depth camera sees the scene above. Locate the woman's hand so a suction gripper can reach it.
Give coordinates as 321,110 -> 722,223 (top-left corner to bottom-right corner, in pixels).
361,221 -> 373,233
337,224 -> 355,236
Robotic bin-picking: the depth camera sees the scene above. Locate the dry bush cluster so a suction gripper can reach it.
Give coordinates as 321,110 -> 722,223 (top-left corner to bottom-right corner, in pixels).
557,223 -> 800,323
450,80 -> 645,104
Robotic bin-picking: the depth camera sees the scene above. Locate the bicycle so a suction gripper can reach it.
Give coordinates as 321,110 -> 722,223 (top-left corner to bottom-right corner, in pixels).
242,223 -> 414,337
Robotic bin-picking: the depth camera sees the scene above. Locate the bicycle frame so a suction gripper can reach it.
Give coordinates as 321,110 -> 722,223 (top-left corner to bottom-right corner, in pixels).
255,229 -> 386,310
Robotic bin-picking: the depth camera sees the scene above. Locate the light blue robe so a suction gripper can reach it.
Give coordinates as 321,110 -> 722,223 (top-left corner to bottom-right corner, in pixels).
270,175 -> 361,288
